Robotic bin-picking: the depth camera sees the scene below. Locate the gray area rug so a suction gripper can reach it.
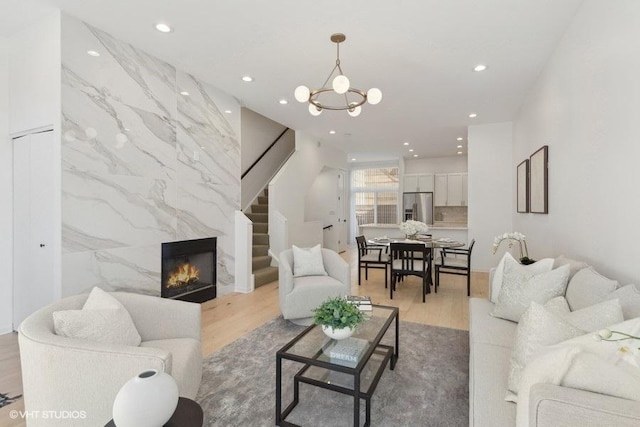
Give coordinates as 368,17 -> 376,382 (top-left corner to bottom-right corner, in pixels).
197,316 -> 469,426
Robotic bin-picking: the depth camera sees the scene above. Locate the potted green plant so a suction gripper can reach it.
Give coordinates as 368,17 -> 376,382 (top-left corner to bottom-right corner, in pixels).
313,296 -> 365,340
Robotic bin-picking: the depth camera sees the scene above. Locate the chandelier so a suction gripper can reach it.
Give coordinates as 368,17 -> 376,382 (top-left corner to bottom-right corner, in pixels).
294,33 -> 382,117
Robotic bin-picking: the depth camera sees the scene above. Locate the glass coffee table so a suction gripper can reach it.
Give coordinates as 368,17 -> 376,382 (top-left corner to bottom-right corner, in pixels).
275,305 -> 399,427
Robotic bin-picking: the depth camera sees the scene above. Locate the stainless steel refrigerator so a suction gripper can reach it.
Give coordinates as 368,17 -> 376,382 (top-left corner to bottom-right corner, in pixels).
403,192 -> 434,225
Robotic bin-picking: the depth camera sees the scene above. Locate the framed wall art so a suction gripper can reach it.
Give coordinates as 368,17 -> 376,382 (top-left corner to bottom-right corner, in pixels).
517,159 -> 529,213
529,145 -> 548,214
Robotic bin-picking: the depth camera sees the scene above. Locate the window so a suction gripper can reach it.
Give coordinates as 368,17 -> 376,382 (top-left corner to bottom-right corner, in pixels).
351,166 -> 399,225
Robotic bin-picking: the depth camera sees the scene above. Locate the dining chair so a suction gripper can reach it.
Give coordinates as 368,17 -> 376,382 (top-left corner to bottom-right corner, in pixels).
434,239 -> 475,296
389,242 -> 431,302
355,236 -> 391,288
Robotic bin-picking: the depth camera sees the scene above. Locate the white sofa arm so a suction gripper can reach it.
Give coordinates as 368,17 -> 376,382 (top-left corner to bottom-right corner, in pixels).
113,292 -> 201,342
530,383 -> 640,427
322,248 -> 350,289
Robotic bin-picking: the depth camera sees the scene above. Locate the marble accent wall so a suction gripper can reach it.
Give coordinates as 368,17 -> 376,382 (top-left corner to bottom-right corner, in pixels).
60,14 -> 240,297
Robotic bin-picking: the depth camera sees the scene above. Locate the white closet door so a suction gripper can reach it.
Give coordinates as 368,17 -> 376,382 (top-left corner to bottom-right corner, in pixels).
13,131 -> 56,329
337,170 -> 348,253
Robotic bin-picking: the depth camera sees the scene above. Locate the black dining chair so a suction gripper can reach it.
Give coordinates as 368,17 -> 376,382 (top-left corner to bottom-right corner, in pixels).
434,239 -> 475,296
355,236 -> 391,288
389,242 -> 431,302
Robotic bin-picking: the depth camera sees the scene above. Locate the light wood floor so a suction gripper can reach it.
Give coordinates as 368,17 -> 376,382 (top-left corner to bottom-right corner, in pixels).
0,246 -> 487,426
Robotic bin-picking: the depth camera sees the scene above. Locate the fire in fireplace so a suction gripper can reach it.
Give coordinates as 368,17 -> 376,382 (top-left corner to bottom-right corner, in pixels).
161,237 -> 217,303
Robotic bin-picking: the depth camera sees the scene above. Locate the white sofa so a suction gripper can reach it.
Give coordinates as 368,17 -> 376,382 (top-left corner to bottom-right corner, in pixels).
18,292 -> 202,426
469,263 -> 640,427
278,247 -> 350,321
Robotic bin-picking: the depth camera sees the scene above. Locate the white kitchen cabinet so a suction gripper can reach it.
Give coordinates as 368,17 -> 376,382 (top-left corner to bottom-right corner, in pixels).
403,173 -> 434,192
434,174 -> 448,206
435,173 -> 468,206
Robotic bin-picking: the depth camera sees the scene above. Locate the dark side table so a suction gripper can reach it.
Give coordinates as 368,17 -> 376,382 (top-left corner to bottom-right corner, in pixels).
105,397 -> 204,427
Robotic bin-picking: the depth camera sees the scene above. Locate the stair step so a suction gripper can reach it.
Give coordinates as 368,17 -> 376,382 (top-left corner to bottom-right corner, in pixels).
246,213 -> 268,223
258,196 -> 269,205
253,233 -> 269,245
253,245 -> 269,257
263,188 -> 269,197
252,255 -> 272,271
252,204 -> 268,214
254,266 -> 278,288
254,223 -> 268,233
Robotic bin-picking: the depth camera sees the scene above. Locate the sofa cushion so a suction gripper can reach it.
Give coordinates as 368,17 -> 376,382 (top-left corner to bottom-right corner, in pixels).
292,244 -> 328,277
469,298 -> 517,348
470,342 -> 517,427
565,267 -> 618,311
53,287 -> 141,346
606,284 -> 640,320
492,261 -> 570,322
141,338 -> 202,399
507,298 -> 624,399
490,253 -> 554,303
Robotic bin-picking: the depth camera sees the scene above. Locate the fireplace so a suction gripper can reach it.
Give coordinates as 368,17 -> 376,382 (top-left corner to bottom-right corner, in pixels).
161,237 -> 217,303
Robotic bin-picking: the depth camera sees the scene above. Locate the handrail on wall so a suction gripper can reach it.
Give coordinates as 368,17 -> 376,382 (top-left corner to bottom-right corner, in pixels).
241,127 -> 291,179
322,225 -> 333,230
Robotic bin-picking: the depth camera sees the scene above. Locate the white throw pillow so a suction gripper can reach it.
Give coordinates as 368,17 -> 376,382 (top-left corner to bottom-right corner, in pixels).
53,287 -> 141,346
292,244 -> 328,277
491,260 -> 570,322
565,267 -> 618,311
515,317 -> 640,427
506,298 -> 624,400
553,255 -> 589,280
490,253 -> 554,303
606,284 -> 640,320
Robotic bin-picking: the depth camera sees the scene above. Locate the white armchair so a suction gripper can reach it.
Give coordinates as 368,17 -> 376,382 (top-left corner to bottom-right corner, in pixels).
278,248 -> 351,321
18,292 -> 202,426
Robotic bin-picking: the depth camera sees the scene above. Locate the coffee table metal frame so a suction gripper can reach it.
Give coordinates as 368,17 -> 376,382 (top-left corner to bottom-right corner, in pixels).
275,305 -> 399,427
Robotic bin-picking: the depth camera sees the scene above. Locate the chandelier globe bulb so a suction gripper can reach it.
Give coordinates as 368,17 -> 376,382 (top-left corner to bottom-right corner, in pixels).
347,103 -> 362,117
294,85 -> 310,103
332,75 -> 350,94
309,103 -> 323,116
367,88 -> 382,105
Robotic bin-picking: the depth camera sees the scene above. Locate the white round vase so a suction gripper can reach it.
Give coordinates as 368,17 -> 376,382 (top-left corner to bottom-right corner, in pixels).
322,325 -> 354,340
112,369 -> 179,427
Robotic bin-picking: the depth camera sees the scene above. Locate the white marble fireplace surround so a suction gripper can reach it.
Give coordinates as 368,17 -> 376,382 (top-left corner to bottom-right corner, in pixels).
61,14 -> 240,297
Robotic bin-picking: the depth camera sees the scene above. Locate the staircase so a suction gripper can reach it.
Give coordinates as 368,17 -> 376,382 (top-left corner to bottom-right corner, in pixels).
246,188 -> 278,288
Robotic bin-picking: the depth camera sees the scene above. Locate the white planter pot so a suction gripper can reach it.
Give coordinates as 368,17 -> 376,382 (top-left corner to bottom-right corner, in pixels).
322,325 -> 354,340
112,369 -> 179,427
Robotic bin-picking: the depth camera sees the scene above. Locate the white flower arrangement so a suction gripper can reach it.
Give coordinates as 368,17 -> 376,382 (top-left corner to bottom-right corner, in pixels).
594,328 -> 640,367
492,231 -> 530,262
399,220 -> 429,237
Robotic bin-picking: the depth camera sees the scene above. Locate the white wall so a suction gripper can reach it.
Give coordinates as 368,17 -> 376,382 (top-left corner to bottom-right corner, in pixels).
512,0 -> 640,284
8,11 -> 60,134
305,166 -> 340,251
269,133 -> 347,258
241,108 -> 288,172
468,122 -> 514,271
0,38 -> 12,333
404,155 -> 468,174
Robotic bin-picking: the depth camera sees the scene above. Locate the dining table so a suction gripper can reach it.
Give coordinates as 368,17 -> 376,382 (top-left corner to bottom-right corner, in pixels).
366,236 -> 465,292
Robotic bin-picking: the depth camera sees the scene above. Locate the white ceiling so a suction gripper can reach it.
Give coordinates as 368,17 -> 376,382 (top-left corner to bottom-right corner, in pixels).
4,0 -> 584,160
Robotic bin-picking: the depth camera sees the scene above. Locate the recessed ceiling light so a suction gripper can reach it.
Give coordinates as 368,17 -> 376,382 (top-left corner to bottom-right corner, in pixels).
473,64 -> 487,72
457,151 -> 463,155
329,130 -> 336,135
351,158 -> 357,161
403,142 -> 409,146
457,145 -> 463,149
279,99 -> 288,105
413,154 -> 418,158
155,23 -> 172,33
180,91 -> 189,96
87,50 -> 100,57
469,113 -> 477,118
242,75 -> 254,82
224,110 -> 232,114
457,137 -> 463,141
409,149 -> 414,152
